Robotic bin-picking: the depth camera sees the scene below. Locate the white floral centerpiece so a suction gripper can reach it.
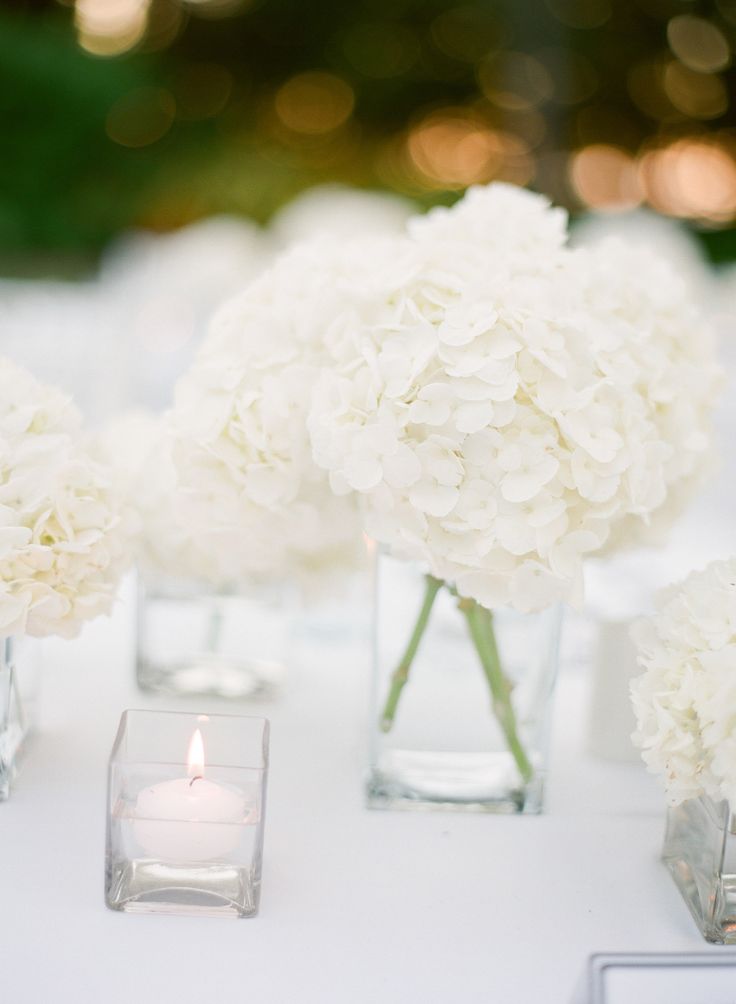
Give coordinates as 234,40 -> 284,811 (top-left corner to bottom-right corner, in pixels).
304,182 -> 720,797
309,184 -> 720,609
0,357 -> 128,639
167,181 -> 719,806
94,407 -> 300,697
572,208 -> 715,301
0,357 -> 128,797
571,214 -> 722,765
168,238 -> 385,594
631,558 -> 736,942
631,558 -> 736,807
93,409 -> 222,586
144,241 -> 384,696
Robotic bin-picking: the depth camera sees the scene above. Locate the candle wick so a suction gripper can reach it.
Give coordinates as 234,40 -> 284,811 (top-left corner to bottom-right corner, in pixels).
189,775 -> 203,787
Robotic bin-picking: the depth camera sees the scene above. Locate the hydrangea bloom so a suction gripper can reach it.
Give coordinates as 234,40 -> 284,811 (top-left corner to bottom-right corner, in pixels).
270,184 -> 414,247
168,240 -> 379,589
631,558 -> 736,807
572,208 -> 714,301
576,237 -> 720,552
0,358 -> 128,638
409,182 -> 568,259
93,410 -> 225,584
307,183 -> 721,612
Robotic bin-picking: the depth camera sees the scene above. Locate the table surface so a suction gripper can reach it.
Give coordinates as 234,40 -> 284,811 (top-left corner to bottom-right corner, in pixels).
2,577 -> 730,1004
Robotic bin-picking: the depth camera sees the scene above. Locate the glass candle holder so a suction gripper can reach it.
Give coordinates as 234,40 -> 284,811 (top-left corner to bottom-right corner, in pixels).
0,636 -> 42,801
136,574 -> 291,699
662,794 -> 736,944
105,710 -> 269,918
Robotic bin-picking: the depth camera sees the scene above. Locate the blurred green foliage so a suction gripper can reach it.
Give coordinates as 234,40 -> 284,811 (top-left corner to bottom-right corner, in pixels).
1,0 -> 736,265
0,10 -> 147,258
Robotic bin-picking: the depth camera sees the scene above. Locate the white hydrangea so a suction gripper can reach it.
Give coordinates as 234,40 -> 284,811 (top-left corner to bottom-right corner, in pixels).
572,208 -> 714,301
101,215 -> 267,307
168,239 -> 378,589
307,182 -> 721,612
100,216 -> 269,414
575,237 -> 721,552
270,184 -> 414,247
93,410 -> 224,584
0,358 -> 128,638
409,182 -> 568,260
631,558 -> 736,807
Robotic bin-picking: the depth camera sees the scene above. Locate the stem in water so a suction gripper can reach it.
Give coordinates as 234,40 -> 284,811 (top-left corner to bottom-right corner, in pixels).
379,575 -> 443,732
459,599 -> 533,784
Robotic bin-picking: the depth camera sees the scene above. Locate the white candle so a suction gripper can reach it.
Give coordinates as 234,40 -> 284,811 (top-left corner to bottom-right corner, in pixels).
133,729 -> 248,862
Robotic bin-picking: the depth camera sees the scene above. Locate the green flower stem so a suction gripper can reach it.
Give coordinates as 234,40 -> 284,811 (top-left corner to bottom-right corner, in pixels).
459,598 -> 534,784
380,574 -> 443,733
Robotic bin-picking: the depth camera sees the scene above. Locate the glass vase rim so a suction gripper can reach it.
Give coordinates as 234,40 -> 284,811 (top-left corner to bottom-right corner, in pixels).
117,708 -> 271,725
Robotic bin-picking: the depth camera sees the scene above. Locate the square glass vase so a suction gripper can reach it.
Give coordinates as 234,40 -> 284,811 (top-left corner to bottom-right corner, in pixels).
136,574 -> 291,698
0,636 -> 41,801
663,794 -> 736,944
367,550 -> 562,813
105,709 -> 269,918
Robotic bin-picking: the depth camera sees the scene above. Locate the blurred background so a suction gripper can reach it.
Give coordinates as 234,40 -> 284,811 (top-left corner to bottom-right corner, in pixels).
2,0 -> 736,418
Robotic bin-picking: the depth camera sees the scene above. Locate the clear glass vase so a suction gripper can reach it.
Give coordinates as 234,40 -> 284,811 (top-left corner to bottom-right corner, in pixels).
136,574 -> 292,699
663,795 -> 736,944
0,636 -> 41,801
367,550 -> 561,813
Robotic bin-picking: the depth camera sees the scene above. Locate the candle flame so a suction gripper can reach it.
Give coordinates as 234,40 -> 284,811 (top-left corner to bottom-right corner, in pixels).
362,532 -> 376,556
187,728 -> 205,778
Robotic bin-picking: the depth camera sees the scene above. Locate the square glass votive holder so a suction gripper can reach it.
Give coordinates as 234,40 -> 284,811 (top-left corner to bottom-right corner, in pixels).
105,710 -> 269,918
136,574 -> 291,699
0,635 -> 42,801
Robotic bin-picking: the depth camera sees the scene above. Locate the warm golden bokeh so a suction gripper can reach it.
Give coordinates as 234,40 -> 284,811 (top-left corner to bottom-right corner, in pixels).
274,73 -> 355,136
8,0 -> 736,254
639,137 -> 736,223
75,0 -> 150,56
663,62 -> 729,120
477,51 -> 553,111
570,145 -> 643,210
406,110 -> 533,190
667,15 -> 730,74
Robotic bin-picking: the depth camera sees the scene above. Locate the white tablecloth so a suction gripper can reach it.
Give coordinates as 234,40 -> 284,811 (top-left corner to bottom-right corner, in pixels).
0,582 -> 720,1004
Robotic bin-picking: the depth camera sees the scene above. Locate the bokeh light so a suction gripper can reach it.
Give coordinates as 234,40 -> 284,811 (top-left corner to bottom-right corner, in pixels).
478,51 -> 553,111
141,0 -> 184,52
639,137 -> 736,223
663,61 -> 728,120
74,0 -> 150,56
667,15 -> 730,74
406,109 -> 532,189
627,57 -> 677,121
7,0 -> 736,259
274,72 -> 355,136
570,144 -> 643,211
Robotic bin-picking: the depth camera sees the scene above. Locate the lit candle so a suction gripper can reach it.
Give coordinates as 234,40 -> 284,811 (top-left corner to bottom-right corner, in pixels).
133,728 -> 248,862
